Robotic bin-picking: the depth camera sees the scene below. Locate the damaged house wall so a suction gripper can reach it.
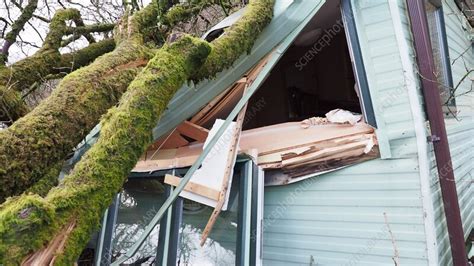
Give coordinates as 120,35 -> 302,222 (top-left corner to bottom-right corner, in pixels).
262,0 -> 473,264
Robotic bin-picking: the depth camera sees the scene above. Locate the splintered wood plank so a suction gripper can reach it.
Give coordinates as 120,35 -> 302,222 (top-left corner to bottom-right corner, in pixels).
194,83 -> 245,127
282,148 -> 380,177
200,87 -> 250,246
164,174 -> 220,201
134,125 -> 376,172
241,123 -> 374,156
281,141 -> 369,167
177,121 -> 209,142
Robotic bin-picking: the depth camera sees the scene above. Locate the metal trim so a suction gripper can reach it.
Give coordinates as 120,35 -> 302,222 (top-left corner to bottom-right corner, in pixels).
95,194 -> 120,266
341,0 -> 377,128
249,162 -> 259,265
406,0 -> 468,264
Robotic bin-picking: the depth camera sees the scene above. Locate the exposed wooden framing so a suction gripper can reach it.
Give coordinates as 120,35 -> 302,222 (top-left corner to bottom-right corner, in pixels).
147,129 -> 188,150
190,87 -> 231,124
164,174 -> 220,201
176,121 -> 209,142
193,83 -> 245,127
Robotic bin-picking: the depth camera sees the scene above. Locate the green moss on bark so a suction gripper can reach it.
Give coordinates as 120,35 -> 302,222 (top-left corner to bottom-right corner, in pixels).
192,0 -> 275,82
0,9 -> 117,122
58,38 -> 116,72
0,194 -> 57,264
0,40 -> 152,201
0,0 -> 275,263
25,162 -> 62,197
0,2 -> 161,201
0,35 -> 211,265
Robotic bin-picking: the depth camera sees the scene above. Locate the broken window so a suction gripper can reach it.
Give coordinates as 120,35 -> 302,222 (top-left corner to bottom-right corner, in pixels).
111,179 -> 166,264
94,162 -> 258,265
177,176 -> 240,265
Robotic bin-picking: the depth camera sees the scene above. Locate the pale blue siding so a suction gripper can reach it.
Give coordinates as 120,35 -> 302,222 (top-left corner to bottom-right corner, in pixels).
262,0 -> 431,265
263,159 -> 428,265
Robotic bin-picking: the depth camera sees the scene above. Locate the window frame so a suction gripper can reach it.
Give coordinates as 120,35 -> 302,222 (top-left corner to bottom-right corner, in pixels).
426,0 -> 457,116
95,160 -> 261,266
341,0 -> 377,128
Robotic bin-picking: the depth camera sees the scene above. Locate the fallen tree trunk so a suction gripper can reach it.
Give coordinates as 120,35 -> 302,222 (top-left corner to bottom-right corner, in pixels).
0,4 -> 158,201
0,0 -> 274,264
0,34 -> 211,266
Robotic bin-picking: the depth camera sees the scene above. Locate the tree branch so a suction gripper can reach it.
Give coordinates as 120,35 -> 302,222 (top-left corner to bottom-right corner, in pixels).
1,0 -> 39,64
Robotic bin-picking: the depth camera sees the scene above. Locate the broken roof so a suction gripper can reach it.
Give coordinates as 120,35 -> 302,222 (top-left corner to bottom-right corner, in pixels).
68,0 -> 327,167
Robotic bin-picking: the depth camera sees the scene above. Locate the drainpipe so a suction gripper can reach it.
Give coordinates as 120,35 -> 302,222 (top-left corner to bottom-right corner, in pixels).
405,0 -> 468,265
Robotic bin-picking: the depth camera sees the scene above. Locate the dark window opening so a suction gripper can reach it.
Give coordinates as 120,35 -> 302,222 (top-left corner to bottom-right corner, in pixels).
194,0 -> 375,130
244,2 -> 362,130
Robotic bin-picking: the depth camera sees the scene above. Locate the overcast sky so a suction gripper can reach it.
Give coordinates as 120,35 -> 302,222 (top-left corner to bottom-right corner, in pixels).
0,0 -> 151,63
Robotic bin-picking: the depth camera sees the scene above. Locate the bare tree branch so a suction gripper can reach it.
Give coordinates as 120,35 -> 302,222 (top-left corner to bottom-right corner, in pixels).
1,0 -> 38,64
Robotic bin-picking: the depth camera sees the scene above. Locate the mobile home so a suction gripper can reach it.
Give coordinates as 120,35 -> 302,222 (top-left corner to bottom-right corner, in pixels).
76,0 -> 473,265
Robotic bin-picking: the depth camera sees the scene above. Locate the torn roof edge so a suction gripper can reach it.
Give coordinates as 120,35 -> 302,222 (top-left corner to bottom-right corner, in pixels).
67,0 -> 326,168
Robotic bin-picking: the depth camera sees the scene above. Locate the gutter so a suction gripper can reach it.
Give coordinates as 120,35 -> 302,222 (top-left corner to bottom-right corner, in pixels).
406,0 -> 468,265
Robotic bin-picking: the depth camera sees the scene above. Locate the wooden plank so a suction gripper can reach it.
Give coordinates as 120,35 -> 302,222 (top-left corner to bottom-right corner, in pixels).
190,87 -> 232,124
147,130 -> 189,150
134,126 -> 376,172
256,133 -> 373,164
243,123 -> 374,156
190,56 -> 267,127
177,121 -> 209,142
200,85 -> 250,246
282,141 -> 369,167
164,174 -> 220,201
282,148 -> 380,177
194,83 -> 245,126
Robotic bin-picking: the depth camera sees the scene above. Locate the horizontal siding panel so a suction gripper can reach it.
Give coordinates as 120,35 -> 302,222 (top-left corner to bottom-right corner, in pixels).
265,220 -> 426,241
263,234 -> 426,258
263,160 -> 427,264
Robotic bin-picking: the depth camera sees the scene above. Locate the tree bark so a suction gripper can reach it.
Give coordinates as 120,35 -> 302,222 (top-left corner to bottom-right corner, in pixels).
0,4 -> 159,201
0,0 -> 39,65
0,0 -> 274,264
0,8 -> 115,122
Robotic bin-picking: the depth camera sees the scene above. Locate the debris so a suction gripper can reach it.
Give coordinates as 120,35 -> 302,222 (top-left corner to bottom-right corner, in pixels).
301,117 -> 328,128
325,108 -> 362,125
136,122 -> 379,184
165,119 -> 237,209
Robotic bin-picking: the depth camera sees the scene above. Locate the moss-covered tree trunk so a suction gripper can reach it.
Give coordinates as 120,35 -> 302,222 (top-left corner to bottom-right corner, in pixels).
0,0 -> 274,264
0,35 -> 211,265
0,4 -> 159,201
